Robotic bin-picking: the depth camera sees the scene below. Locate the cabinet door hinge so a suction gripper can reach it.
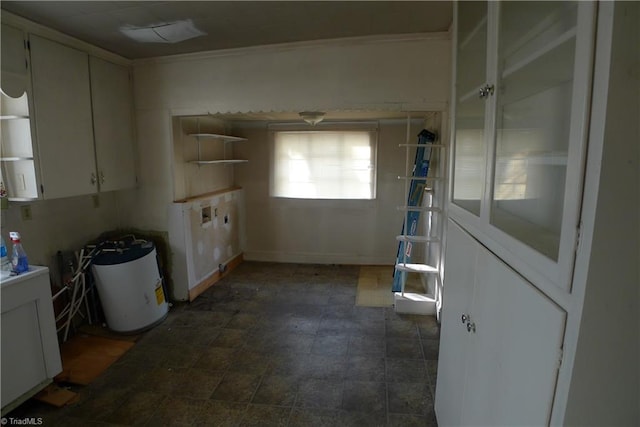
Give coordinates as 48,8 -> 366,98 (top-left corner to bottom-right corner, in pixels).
40,184 -> 44,195
557,347 -> 564,369
575,221 -> 583,253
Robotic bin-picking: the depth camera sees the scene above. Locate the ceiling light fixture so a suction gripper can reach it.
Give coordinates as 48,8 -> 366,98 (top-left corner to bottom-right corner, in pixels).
299,111 -> 325,126
120,19 -> 206,44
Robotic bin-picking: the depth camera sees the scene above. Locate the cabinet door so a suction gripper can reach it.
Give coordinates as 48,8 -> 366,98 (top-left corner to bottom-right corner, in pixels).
30,35 -> 97,199
1,301 -> 47,407
451,1 -> 489,217
1,24 -> 28,97
490,2 -> 589,261
487,1 -> 595,290
435,220 -> 480,426
89,57 -> 136,192
462,246 -> 566,426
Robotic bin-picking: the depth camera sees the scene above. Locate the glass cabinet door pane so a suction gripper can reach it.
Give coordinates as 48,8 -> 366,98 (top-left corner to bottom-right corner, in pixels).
452,1 -> 488,216
491,2 -> 578,260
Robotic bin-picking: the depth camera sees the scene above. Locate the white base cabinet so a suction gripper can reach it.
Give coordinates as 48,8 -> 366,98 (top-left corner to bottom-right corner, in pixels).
436,220 -> 565,426
1,266 -> 62,415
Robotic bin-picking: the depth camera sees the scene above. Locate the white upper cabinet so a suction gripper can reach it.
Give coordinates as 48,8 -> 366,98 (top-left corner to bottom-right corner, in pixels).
23,35 -> 136,199
29,35 -> 97,199
449,1 -> 596,292
89,56 -> 136,192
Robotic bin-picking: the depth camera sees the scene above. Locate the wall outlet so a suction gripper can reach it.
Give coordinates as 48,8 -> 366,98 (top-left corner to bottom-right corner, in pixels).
20,205 -> 32,221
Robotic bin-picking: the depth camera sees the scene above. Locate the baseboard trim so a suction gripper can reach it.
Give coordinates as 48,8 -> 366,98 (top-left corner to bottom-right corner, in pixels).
243,250 -> 391,265
188,253 -> 244,301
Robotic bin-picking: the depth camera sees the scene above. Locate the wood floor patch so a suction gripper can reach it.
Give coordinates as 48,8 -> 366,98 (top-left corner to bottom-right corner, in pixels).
55,334 -> 135,386
356,266 -> 395,307
33,383 -> 78,407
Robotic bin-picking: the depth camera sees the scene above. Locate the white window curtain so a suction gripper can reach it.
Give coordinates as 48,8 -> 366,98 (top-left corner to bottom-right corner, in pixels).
271,130 -> 377,199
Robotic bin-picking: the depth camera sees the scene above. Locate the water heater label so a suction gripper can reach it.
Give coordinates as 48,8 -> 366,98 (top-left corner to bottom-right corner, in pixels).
155,283 -> 165,305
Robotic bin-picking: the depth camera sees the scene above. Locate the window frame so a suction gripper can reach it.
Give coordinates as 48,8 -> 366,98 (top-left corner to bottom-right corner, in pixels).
268,122 -> 379,201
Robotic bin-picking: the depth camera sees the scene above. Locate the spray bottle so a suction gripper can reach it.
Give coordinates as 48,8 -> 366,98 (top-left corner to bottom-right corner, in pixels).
9,232 -> 29,274
0,235 -> 10,271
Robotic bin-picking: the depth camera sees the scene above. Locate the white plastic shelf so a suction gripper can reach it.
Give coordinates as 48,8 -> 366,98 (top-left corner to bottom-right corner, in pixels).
395,263 -> 439,274
187,133 -> 247,143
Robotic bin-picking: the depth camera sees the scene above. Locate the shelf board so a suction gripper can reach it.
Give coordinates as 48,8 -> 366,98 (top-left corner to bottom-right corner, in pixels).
0,115 -> 29,120
501,27 -> 577,80
396,235 -> 441,243
7,196 -> 39,202
1,156 -> 34,161
187,133 -> 247,143
458,84 -> 485,104
398,144 -> 446,148
173,186 -> 242,203
395,263 -> 439,274
458,15 -> 488,51
397,206 -> 442,213
188,159 -> 248,165
397,176 -> 443,181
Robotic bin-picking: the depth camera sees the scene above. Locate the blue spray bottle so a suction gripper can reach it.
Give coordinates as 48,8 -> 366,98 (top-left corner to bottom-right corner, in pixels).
9,232 -> 29,274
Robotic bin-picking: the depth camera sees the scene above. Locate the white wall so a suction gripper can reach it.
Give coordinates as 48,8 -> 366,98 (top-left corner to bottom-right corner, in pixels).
121,35 -> 451,233
1,193 -> 121,267
231,119 -> 431,265
563,2 -> 640,425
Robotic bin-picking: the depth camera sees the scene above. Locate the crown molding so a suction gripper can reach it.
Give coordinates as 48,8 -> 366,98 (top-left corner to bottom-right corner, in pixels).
134,32 -> 451,66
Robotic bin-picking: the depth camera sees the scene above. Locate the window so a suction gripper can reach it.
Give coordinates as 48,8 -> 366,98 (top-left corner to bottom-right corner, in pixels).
271,130 -> 376,199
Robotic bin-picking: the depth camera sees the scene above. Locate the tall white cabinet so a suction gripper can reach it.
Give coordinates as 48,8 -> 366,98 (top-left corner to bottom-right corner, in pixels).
437,1 -> 639,426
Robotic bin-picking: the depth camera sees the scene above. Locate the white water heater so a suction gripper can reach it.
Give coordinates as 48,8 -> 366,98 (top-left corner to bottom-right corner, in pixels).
91,243 -> 168,333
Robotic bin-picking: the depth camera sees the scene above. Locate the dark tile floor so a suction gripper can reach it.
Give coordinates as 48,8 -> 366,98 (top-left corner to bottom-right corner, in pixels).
8,262 -> 440,426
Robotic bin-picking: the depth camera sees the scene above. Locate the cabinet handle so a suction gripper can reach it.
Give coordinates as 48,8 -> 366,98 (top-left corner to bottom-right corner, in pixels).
478,84 -> 495,99
100,171 -> 105,184
461,314 -> 469,324
467,322 -> 476,333
90,173 -> 97,185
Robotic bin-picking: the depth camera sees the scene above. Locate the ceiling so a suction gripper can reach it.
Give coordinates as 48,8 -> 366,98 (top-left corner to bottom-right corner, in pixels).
1,1 -> 453,60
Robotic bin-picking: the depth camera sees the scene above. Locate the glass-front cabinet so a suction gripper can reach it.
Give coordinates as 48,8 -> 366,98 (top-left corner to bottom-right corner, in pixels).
449,1 -> 596,292
451,1 -> 488,217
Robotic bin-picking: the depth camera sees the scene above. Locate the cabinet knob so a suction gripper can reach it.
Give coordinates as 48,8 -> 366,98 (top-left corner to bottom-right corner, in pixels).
90,173 -> 97,185
479,84 -> 495,99
100,171 -> 105,184
467,321 -> 476,333
461,314 -> 469,324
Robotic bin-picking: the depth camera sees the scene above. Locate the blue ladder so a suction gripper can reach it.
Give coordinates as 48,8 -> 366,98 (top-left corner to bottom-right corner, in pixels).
392,129 -> 436,292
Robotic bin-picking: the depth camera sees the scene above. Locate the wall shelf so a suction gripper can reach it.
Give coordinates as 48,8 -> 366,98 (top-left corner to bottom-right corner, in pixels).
189,159 -> 248,165
187,131 -> 248,165
187,133 -> 247,143
0,115 -> 29,120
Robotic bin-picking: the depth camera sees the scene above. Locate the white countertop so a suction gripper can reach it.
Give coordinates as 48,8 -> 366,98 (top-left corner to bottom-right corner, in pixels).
0,266 -> 49,288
